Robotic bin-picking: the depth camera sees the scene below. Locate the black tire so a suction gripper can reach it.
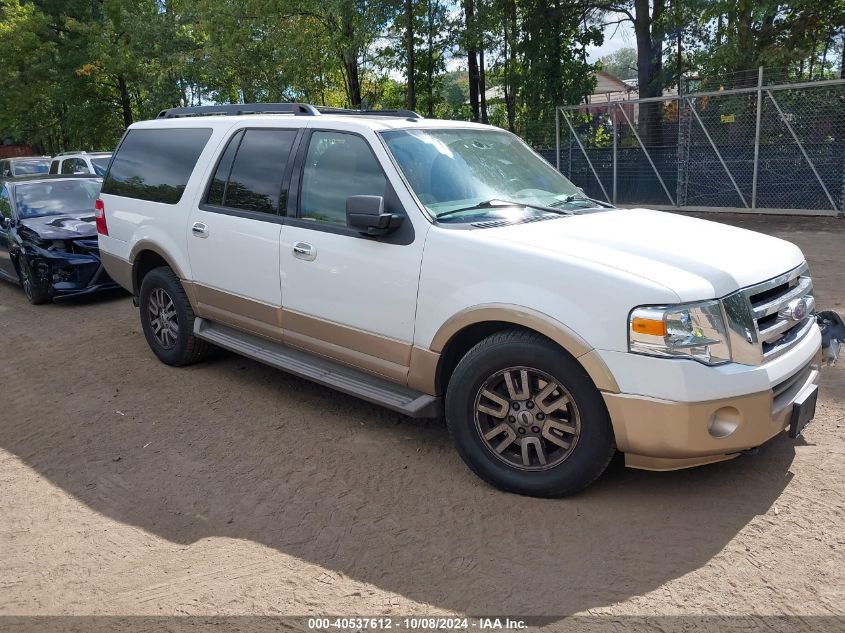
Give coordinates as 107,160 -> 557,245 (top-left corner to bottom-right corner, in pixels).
139,266 -> 210,366
16,256 -> 50,305
445,329 -> 615,497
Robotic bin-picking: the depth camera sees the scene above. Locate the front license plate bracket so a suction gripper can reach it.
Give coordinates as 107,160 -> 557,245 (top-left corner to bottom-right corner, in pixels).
789,384 -> 818,439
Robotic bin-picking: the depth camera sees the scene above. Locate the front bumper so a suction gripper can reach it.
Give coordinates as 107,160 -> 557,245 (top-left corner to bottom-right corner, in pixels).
26,246 -> 120,301
600,327 -> 824,471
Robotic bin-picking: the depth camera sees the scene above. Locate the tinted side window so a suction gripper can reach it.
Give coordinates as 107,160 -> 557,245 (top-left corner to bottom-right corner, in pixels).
0,187 -> 11,219
206,131 -> 243,207
102,128 -> 212,204
61,158 -> 85,174
299,132 -> 388,225
212,129 -> 296,214
49,160 -> 59,174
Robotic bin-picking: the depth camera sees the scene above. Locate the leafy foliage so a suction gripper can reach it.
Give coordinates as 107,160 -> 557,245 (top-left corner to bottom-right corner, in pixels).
0,0 -> 841,152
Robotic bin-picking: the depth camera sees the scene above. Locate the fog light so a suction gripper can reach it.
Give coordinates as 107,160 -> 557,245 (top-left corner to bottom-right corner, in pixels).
708,407 -> 740,438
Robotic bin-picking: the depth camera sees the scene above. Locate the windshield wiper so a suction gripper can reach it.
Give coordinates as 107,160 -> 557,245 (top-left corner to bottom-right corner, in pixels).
550,194 -> 614,209
435,198 -> 573,220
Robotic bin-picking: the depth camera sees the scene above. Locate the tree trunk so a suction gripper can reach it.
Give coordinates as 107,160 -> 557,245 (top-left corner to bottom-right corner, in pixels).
344,57 -> 362,107
634,0 -> 664,147
504,0 -> 517,131
464,0 -> 480,121
426,0 -> 434,116
841,33 -> 845,78
479,47 -> 488,124
117,74 -> 133,128
339,13 -> 362,108
405,0 -> 416,111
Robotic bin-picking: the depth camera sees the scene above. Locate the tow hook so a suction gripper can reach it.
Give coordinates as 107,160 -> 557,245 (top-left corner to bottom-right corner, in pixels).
817,310 -> 844,366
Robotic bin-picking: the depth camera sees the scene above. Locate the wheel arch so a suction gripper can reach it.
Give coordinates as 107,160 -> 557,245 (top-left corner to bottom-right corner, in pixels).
130,242 -> 190,296
422,305 -> 619,397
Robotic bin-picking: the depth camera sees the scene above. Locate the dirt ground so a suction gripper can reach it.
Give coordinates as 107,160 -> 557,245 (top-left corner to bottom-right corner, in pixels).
1,213 -> 843,630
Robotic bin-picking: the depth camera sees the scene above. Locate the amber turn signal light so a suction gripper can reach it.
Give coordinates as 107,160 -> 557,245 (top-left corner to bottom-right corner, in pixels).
631,317 -> 666,336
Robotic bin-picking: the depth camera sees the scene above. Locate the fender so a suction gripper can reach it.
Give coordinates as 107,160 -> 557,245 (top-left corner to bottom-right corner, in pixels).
413,303 -> 619,395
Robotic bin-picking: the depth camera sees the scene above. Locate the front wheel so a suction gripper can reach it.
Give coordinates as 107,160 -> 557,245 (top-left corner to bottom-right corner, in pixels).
445,329 -> 615,497
17,257 -> 50,305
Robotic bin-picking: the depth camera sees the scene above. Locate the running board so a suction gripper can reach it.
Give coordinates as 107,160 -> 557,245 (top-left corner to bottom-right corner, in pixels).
193,318 -> 441,418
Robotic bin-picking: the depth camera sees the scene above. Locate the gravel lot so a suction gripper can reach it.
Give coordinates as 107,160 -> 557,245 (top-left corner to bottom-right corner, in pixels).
1,214 -> 843,629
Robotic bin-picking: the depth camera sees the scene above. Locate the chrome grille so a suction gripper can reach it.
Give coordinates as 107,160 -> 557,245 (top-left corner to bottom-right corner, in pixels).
723,263 -> 815,365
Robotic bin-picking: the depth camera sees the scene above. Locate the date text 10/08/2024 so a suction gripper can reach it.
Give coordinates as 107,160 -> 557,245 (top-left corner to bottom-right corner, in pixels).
307,617 -> 528,630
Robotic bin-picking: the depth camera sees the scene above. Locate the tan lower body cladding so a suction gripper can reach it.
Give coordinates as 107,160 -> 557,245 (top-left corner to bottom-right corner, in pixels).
605,356 -> 819,470
186,282 -> 418,385
183,286 -> 620,397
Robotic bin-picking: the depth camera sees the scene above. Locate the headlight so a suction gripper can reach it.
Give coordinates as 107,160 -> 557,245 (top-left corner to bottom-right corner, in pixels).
629,300 -> 731,365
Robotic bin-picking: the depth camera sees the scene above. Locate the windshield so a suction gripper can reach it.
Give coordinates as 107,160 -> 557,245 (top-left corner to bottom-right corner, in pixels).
12,159 -> 50,175
14,180 -> 101,218
380,128 -> 607,222
91,155 -> 111,176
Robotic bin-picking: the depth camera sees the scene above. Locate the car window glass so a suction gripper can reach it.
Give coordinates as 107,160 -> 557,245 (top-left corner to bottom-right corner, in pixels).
91,156 -> 111,176
206,131 -> 243,207
12,159 -> 50,175
299,131 -> 387,225
218,129 -> 296,214
0,187 -> 11,219
102,128 -> 212,204
61,159 -> 81,174
49,160 -> 59,175
13,180 -> 101,218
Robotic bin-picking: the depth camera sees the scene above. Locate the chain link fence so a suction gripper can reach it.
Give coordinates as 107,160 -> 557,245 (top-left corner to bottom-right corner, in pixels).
541,71 -> 845,216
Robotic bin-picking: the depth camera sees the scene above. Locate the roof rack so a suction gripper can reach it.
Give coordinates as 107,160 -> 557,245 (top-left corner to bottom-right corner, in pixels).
317,107 -> 422,119
156,103 -> 422,119
55,150 -> 110,156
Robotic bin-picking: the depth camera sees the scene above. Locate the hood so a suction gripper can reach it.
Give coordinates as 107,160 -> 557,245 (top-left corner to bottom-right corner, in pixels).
483,208 -> 805,301
19,212 -> 97,240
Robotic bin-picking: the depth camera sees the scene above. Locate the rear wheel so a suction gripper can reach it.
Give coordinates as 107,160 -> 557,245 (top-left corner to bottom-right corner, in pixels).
139,266 -> 210,366
445,329 -> 615,497
16,257 -> 50,305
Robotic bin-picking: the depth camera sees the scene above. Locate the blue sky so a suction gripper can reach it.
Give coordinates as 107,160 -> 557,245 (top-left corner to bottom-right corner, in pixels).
587,19 -> 635,62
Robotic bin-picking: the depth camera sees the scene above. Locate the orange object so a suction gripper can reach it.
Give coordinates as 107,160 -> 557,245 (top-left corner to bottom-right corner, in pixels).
632,317 -> 666,336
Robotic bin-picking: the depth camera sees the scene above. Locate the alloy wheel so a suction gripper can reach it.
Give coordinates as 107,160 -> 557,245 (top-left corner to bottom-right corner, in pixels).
19,263 -> 33,302
474,366 -> 581,471
147,287 -> 179,349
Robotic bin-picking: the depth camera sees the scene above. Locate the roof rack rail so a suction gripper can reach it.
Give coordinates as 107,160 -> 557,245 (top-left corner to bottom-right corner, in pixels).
56,150 -> 88,156
156,103 -> 423,119
157,103 -> 320,118
317,107 -> 422,119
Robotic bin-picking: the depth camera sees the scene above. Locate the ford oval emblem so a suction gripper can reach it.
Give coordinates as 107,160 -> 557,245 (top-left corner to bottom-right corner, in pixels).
788,298 -> 809,322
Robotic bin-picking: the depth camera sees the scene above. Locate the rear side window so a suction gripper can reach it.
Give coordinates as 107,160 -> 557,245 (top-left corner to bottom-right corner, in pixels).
49,160 -> 59,174
206,129 -> 297,214
102,128 -> 212,204
61,158 -> 87,174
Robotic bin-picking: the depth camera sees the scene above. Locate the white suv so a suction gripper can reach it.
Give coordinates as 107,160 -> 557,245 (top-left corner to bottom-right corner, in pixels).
49,151 -> 112,176
97,103 -> 828,496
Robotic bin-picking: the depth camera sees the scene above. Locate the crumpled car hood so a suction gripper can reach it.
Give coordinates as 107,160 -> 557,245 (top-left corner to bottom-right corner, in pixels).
19,213 -> 97,240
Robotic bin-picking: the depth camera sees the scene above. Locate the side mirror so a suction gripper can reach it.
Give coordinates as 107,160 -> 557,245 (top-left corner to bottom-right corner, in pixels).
346,195 -> 404,236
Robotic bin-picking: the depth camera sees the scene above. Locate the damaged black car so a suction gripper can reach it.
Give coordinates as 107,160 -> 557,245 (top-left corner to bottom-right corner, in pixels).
0,175 -> 120,304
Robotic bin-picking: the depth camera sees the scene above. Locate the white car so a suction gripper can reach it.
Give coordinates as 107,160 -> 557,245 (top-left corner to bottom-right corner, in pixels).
97,103 -> 830,496
49,151 -> 112,177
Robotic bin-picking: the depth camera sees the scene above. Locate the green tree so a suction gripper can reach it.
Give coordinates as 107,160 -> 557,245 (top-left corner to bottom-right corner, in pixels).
599,46 -> 637,79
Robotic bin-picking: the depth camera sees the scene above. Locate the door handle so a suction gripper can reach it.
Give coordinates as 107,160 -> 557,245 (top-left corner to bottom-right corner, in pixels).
191,221 -> 209,238
292,241 -> 316,261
